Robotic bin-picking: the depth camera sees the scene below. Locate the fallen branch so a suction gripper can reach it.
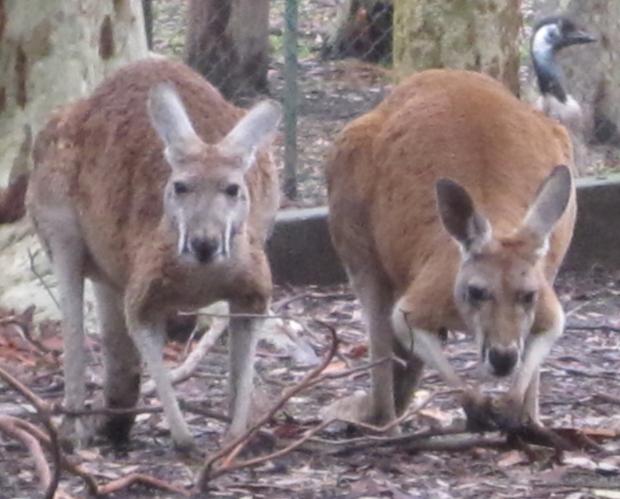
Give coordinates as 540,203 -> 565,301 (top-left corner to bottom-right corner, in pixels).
97,473 -> 191,497
197,319 -> 340,490
210,390 -> 444,480
401,433 -> 507,453
310,414 -> 579,457
0,365 -> 61,499
209,418 -> 338,480
6,416 -> 99,496
0,366 -> 196,497
56,399 -> 230,424
508,421 -> 575,451
0,415 -> 52,493
141,317 -> 228,396
593,392 -> 620,405
0,306 -> 58,356
565,323 -> 620,334
312,422 -> 470,454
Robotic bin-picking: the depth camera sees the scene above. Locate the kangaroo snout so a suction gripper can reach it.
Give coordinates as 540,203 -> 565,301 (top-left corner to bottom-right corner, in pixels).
487,345 -> 519,377
190,236 -> 220,263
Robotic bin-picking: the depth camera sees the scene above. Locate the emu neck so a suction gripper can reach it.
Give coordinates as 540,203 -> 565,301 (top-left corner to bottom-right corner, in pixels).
532,42 -> 567,103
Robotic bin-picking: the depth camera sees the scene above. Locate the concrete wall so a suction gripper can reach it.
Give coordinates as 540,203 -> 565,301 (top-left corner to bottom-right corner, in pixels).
268,175 -> 620,286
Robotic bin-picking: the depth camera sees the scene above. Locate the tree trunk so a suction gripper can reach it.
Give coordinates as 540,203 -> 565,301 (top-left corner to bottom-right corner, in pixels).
393,0 -> 522,95
0,0 -> 148,319
531,0 -> 620,158
185,0 -> 270,102
143,0 -> 153,50
322,0 -> 394,63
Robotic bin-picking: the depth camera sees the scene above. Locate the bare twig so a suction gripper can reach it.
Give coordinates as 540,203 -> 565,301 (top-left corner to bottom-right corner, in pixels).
307,355 -> 397,388
142,317 -> 228,396
402,433 -> 507,453
181,310 -> 293,321
0,306 -> 57,356
0,415 -> 52,492
197,319 -> 340,490
210,390 -> 445,480
0,366 -> 60,499
27,248 -> 60,310
7,416 -> 99,496
0,365 -> 52,413
312,422 -> 470,453
509,422 -> 575,451
97,473 -> 191,497
56,400 -> 230,424
0,366 -> 194,497
335,389 -> 443,434
182,323 -> 201,358
565,323 -> 620,334
272,291 -> 354,312
593,392 -> 620,405
209,418 -> 338,480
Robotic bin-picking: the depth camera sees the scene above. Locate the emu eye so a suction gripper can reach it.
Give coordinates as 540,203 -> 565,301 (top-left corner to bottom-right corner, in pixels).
225,183 -> 240,198
519,291 -> 536,306
467,285 -> 490,303
173,181 -> 189,195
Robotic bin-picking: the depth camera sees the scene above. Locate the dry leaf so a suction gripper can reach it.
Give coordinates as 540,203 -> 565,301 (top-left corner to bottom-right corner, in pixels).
497,450 -> 527,468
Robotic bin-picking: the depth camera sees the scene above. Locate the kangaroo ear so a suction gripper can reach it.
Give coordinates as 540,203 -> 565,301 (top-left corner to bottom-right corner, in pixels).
218,100 -> 282,170
148,83 -> 202,165
436,178 -> 492,255
520,165 -> 573,256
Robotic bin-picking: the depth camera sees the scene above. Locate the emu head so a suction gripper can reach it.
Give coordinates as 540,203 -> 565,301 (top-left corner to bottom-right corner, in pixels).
148,83 -> 282,264
532,16 -> 596,55
531,16 -> 596,106
436,166 -> 573,378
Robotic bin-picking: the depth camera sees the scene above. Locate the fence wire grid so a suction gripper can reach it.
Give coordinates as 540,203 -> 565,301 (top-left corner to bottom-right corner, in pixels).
148,0 -> 393,207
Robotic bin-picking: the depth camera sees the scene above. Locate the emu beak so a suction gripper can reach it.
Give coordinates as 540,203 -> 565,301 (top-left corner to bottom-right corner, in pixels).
564,30 -> 597,47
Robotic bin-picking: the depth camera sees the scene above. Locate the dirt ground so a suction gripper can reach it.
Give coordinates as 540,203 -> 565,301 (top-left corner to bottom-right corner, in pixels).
1,2 -> 619,498
0,268 -> 619,498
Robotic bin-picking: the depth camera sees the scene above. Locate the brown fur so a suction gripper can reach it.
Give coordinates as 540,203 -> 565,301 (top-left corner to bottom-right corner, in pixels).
30,59 -> 277,294
27,58 -> 280,448
326,69 -> 576,427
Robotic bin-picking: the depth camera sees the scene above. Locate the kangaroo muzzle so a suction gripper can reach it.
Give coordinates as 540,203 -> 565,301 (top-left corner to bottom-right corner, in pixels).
487,345 -> 519,377
189,236 -> 220,263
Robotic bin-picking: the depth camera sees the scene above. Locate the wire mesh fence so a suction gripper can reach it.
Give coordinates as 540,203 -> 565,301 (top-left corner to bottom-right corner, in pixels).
149,0 -> 393,207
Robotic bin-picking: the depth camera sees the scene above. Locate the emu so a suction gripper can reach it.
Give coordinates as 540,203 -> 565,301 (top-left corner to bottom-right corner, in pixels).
531,15 -> 596,169
27,58 -> 281,450
326,69 -> 576,431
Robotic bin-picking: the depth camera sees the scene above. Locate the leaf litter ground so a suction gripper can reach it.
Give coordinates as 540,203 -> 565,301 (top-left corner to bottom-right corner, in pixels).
1,2 -> 619,497
0,269 -> 619,498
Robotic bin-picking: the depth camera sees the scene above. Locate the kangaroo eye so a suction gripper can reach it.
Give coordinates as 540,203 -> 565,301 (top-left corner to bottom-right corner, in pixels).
173,181 -> 189,195
519,291 -> 536,306
468,285 -> 490,303
225,183 -> 240,198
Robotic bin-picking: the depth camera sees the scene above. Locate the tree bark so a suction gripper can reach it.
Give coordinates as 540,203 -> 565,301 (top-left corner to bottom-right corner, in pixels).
322,0 -> 394,63
185,0 -> 270,101
393,0 -> 522,95
0,0 -> 148,318
0,0 -> 148,188
142,0 -> 153,50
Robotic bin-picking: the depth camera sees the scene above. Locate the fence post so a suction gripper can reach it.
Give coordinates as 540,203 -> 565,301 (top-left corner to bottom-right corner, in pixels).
283,0 -> 298,200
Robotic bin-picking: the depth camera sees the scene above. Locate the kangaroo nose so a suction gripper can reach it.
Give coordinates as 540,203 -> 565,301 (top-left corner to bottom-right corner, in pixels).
190,237 -> 219,263
488,347 -> 518,377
